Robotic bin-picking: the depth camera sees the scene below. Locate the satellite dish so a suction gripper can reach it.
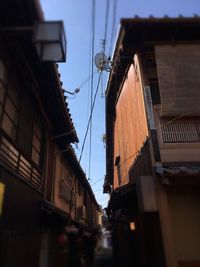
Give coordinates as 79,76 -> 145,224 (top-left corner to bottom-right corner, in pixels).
94,52 -> 109,71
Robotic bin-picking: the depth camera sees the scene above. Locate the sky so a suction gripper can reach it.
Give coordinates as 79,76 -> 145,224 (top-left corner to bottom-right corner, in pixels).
40,0 -> 200,208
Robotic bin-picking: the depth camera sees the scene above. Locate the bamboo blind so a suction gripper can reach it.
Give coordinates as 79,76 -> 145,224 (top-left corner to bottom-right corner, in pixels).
155,45 -> 200,116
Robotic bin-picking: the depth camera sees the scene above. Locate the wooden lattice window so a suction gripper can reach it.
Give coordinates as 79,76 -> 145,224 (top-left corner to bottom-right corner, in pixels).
160,117 -> 200,143
59,158 -> 75,206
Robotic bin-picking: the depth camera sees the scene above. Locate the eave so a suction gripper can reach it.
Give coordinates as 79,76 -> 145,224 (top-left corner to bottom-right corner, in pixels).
64,145 -> 100,210
108,183 -> 138,218
41,199 -> 71,227
156,164 -> 200,186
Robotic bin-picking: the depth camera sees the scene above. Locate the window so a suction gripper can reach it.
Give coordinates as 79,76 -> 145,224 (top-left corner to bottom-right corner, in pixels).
0,59 -> 6,116
32,119 -> 43,165
17,93 -> 34,156
2,82 -> 20,140
0,65 -> 44,168
115,155 -> 122,186
59,158 -> 75,205
0,52 -> 44,189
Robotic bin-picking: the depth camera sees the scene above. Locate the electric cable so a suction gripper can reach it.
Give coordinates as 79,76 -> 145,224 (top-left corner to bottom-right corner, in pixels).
108,0 -> 117,57
91,176 -> 104,186
93,188 -> 104,193
102,0 -> 110,54
88,0 -> 96,181
79,71 -> 102,163
78,70 -> 97,89
99,0 -> 110,98
96,196 -> 109,201
63,71 -> 97,102
101,71 -> 104,97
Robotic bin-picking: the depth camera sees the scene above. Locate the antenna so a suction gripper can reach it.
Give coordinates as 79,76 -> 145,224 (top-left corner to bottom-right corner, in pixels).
94,52 -> 110,71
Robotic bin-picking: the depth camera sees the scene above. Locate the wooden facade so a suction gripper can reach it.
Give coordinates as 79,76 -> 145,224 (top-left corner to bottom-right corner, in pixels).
0,1 -> 100,267
105,17 -> 200,267
114,60 -> 148,188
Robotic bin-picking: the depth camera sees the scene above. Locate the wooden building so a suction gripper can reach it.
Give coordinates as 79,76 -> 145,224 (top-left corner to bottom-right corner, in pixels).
0,1 -> 100,267
104,17 -> 200,267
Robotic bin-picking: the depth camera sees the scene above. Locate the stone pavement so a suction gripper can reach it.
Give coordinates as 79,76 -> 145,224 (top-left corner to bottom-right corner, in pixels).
91,247 -> 112,267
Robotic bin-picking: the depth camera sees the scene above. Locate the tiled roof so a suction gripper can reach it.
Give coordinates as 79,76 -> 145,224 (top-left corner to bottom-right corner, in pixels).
55,64 -> 79,143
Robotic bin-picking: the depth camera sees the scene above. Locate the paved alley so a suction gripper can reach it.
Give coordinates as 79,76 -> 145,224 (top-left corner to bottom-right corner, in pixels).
92,248 -> 112,267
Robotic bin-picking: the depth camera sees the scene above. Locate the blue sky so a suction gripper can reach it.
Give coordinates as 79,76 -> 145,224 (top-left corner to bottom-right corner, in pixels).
40,0 -> 200,208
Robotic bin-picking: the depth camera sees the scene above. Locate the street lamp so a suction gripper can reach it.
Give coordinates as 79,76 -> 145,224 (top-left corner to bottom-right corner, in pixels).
62,88 -> 80,95
0,20 -> 67,62
33,21 -> 66,62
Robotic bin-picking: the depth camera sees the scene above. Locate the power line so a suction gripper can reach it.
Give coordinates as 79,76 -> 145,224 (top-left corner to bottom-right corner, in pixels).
79,71 -> 102,163
96,196 -> 109,201
91,176 -> 104,186
78,70 -> 97,89
84,0 -> 110,180
93,188 -> 104,193
102,0 -> 110,54
88,0 -> 96,181
64,71 -> 97,101
99,0 -> 110,99
108,0 -> 117,57
101,71 -> 104,97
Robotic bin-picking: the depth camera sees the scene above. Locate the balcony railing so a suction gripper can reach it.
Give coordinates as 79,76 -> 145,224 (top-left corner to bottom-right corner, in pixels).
0,131 -> 43,190
160,117 -> 200,143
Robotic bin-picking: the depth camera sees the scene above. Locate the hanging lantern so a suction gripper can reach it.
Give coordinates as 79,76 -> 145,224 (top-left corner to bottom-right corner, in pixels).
57,233 -> 68,246
33,21 -> 67,62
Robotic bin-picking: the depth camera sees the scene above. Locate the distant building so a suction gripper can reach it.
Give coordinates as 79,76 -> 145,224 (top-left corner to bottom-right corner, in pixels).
98,209 -> 112,248
104,17 -> 200,267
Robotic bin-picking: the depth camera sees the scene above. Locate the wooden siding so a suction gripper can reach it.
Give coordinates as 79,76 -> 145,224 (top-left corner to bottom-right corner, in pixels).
129,139 -> 152,183
114,58 -> 148,188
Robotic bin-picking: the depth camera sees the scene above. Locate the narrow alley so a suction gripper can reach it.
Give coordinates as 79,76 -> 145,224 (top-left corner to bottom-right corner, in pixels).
1,1 -> 200,267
